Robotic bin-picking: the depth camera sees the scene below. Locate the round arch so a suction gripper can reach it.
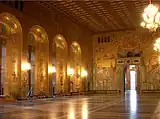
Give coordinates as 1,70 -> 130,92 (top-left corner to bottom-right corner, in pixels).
71,41 -> 81,54
52,34 -> 68,95
53,34 -> 67,49
70,41 -> 82,92
27,25 -> 49,96
0,12 -> 23,98
29,25 -> 48,43
0,12 -> 22,34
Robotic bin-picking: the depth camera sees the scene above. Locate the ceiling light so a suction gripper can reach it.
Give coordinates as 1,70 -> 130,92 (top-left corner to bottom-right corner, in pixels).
140,22 -> 146,27
140,1 -> 160,31
153,37 -> 160,51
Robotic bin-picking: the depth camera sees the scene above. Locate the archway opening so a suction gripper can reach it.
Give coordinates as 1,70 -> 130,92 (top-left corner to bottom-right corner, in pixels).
0,38 -> 6,95
27,31 -> 36,96
124,65 -> 137,92
0,13 -> 22,97
70,41 -> 81,93
28,25 -> 48,96
52,34 -> 67,95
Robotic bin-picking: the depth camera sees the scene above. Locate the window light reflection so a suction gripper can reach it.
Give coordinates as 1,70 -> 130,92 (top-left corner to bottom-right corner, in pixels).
68,103 -> 75,119
129,90 -> 137,119
82,101 -> 88,119
130,91 -> 137,112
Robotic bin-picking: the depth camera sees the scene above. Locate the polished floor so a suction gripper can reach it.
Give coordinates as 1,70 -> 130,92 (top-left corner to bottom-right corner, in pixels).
0,91 -> 159,119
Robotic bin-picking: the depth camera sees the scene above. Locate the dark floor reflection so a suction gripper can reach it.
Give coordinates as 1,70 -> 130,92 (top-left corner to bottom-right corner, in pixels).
0,93 -> 159,119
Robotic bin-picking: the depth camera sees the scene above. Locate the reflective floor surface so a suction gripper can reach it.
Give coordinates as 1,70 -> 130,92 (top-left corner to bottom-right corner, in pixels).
0,91 -> 160,119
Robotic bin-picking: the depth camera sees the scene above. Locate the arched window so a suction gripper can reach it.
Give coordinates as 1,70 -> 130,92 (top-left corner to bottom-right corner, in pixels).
52,34 -> 67,94
70,41 -> 81,92
0,13 -> 22,97
28,25 -> 48,96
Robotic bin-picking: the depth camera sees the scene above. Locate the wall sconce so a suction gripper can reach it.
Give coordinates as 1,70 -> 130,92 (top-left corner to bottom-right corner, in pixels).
81,70 -> 88,78
48,66 -> 56,74
22,62 -> 31,71
67,68 -> 74,76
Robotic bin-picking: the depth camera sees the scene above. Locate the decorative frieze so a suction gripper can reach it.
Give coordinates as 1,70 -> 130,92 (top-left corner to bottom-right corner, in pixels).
93,30 -> 158,91
117,58 -> 141,65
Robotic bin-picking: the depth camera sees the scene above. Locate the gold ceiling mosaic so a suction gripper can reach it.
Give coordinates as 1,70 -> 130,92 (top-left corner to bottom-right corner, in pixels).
35,0 -> 160,33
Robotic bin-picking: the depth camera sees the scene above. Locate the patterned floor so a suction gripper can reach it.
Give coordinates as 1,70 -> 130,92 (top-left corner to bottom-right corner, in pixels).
0,91 -> 159,119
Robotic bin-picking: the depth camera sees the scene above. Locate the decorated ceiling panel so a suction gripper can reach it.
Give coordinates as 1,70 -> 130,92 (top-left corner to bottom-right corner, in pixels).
36,0 -> 159,33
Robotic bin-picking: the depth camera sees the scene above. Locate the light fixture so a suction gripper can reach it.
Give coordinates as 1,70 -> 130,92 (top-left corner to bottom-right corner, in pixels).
22,62 -> 31,71
153,37 -> 160,64
81,70 -> 88,77
67,68 -> 74,76
14,23 -> 17,29
78,47 -> 80,51
158,56 -> 160,63
140,0 -> 160,31
57,36 -> 61,40
74,42 -> 77,46
37,28 -> 40,32
153,37 -> 160,51
5,16 -> 9,20
48,65 -> 56,73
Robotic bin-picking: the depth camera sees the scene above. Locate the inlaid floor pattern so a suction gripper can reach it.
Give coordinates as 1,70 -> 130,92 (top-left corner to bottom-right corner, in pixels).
0,92 -> 159,119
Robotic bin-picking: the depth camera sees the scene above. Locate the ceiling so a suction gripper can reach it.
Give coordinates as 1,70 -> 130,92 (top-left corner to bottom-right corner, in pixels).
37,0 -> 159,33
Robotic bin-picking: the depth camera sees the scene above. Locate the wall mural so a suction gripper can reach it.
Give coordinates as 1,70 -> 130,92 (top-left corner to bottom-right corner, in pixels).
142,55 -> 160,90
0,13 -> 22,98
36,31 -> 48,96
96,66 -> 115,90
53,35 -> 67,94
70,42 -> 81,92
38,56 -> 45,94
93,30 -> 160,91
26,25 -> 49,96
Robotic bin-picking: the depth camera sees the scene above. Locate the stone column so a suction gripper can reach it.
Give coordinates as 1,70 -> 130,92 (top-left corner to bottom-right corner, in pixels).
92,63 -> 96,90
139,65 -> 145,94
115,65 -> 124,95
136,66 -> 140,94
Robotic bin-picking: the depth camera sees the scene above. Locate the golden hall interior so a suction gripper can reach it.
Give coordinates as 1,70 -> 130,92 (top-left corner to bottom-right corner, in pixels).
0,1 -> 160,119
0,0 -> 159,98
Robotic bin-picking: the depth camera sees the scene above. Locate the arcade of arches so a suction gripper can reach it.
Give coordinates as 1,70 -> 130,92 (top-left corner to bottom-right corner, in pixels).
1,4 -> 160,100
0,12 -> 86,98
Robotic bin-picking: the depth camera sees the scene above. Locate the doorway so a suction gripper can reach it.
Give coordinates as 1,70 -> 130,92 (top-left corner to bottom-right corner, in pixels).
52,56 -> 56,95
124,65 -> 137,92
0,39 -> 6,96
28,45 -> 35,96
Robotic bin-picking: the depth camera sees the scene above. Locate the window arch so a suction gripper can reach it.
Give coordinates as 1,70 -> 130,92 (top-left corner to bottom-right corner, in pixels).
28,25 -> 49,96
70,41 -> 81,92
52,34 -> 68,94
0,12 -> 23,97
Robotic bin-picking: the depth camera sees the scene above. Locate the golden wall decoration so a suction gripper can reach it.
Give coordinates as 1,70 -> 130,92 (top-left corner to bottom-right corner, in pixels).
0,12 -> 85,98
70,41 -> 81,92
0,12 -> 22,98
93,30 -> 159,92
23,25 -> 49,97
52,34 -> 68,94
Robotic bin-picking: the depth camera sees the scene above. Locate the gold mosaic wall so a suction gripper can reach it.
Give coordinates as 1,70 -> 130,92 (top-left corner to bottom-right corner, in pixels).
93,30 -> 160,92
53,34 -> 68,94
0,3 -> 93,98
70,41 -> 81,92
0,13 -> 22,98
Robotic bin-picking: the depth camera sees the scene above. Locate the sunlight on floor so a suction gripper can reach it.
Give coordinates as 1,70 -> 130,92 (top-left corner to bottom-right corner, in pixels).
130,70 -> 136,91
130,90 -> 137,119
68,102 -> 75,119
82,101 -> 88,119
